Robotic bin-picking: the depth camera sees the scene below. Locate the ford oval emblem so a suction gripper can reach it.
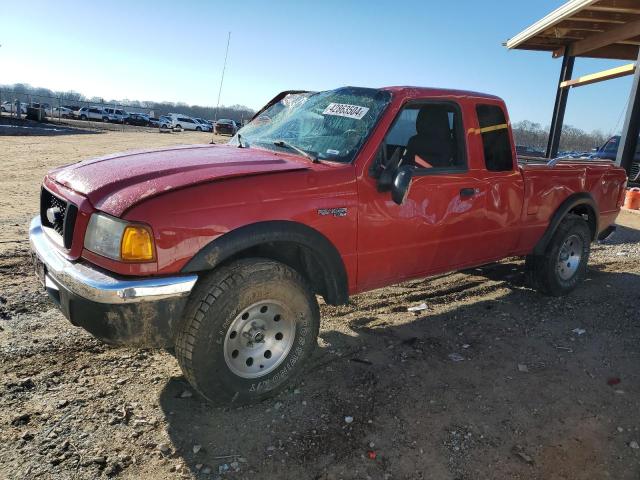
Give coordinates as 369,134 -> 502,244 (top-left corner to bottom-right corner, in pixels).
46,207 -> 61,224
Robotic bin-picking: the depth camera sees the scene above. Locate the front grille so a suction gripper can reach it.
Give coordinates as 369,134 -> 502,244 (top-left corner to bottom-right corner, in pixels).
630,162 -> 640,182
40,188 -> 77,249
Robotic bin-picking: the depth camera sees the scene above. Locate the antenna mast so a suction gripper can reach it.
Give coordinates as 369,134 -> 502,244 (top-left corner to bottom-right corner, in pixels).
215,31 -> 231,122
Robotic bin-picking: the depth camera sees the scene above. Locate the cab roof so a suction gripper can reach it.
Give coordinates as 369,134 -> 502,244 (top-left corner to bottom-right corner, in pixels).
381,86 -> 503,102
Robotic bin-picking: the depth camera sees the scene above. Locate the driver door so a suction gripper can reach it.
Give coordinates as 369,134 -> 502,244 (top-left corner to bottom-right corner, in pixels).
356,99 -> 487,292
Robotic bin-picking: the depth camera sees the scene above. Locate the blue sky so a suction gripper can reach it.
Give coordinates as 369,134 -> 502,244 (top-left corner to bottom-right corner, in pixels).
0,0 -> 634,133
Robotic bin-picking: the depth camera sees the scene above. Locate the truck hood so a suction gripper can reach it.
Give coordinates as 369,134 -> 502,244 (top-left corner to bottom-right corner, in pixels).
49,144 -> 309,217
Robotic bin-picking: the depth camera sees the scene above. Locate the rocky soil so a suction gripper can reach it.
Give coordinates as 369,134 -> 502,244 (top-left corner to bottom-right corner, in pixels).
1,132 -> 640,479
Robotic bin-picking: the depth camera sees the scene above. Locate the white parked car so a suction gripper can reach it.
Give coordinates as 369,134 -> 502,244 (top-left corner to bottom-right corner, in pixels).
194,118 -> 213,132
103,108 -> 129,123
74,106 -> 109,122
158,115 -> 173,129
50,106 -> 73,118
168,114 -> 204,131
1,101 -> 27,114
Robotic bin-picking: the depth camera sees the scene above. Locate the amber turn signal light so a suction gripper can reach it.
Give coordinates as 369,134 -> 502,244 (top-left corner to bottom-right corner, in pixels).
120,225 -> 155,261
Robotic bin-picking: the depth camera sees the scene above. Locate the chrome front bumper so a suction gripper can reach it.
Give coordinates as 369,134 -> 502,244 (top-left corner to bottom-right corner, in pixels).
29,216 -> 197,304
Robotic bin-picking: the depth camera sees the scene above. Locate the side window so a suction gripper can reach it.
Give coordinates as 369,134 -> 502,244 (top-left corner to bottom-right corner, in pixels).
382,102 -> 466,171
476,104 -> 513,172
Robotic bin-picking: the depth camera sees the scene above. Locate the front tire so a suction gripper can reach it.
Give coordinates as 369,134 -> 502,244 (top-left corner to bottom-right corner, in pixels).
175,258 -> 320,405
526,214 -> 591,296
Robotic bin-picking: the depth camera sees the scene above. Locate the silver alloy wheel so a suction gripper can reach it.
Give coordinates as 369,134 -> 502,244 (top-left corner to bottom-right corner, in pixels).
556,233 -> 583,280
223,300 -> 296,379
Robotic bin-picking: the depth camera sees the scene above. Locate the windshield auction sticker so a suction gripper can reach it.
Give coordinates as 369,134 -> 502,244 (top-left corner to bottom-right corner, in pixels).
322,103 -> 370,120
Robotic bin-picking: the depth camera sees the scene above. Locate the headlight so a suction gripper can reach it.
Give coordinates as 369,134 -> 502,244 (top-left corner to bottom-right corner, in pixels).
84,213 -> 155,262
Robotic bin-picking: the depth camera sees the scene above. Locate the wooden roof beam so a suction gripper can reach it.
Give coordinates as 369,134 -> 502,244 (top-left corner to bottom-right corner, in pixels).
586,6 -> 640,15
554,19 -> 625,31
578,43 -> 639,59
552,26 -> 605,33
569,17 -> 640,56
571,15 -> 626,24
553,43 -> 639,60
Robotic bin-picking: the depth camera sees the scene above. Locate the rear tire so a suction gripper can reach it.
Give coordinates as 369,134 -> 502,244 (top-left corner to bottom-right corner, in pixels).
526,214 -> 591,296
175,258 -> 320,405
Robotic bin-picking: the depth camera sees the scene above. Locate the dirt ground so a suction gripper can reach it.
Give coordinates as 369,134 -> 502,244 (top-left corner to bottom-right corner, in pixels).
1,130 -> 640,480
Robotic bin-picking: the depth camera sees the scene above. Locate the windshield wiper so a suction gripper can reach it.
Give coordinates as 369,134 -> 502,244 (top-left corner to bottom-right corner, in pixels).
273,140 -> 318,163
237,133 -> 248,148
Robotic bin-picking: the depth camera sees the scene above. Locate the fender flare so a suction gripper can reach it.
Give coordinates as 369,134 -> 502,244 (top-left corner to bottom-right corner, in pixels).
533,192 -> 598,255
181,220 -> 349,305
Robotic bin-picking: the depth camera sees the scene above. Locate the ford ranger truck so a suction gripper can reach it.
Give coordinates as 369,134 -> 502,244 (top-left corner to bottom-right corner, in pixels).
29,86 -> 627,404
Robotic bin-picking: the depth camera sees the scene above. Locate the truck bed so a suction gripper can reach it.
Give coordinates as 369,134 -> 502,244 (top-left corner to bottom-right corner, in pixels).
516,155 -> 614,165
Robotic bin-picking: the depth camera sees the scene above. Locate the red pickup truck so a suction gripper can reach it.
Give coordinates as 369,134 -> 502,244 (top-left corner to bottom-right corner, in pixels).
30,86 -> 627,404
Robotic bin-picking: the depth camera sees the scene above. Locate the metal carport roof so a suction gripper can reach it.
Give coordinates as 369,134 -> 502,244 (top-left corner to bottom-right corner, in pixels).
505,0 -> 640,179
506,0 -> 640,60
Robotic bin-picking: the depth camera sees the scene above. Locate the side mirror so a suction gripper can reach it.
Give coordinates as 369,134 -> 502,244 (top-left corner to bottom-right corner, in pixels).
376,146 -> 402,192
391,166 -> 413,205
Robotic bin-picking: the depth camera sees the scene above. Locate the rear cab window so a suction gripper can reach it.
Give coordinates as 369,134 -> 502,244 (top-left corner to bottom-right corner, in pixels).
476,104 -> 514,172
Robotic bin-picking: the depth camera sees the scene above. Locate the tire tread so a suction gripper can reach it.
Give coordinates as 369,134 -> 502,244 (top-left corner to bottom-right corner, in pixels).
526,214 -> 590,296
175,258 -> 319,403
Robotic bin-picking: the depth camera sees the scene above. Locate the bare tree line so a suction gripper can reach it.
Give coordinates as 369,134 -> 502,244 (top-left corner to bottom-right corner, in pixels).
1,84 -> 616,148
0,83 -> 255,123
512,120 -> 612,153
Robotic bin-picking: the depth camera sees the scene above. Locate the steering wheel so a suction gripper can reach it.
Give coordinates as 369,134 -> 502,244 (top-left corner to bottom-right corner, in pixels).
338,129 -> 362,155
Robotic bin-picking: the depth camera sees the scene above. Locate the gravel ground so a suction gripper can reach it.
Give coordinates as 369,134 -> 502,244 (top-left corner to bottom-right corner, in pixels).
1,132 -> 639,479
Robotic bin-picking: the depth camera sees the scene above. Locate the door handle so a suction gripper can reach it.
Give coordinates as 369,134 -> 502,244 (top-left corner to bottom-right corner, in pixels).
460,188 -> 476,198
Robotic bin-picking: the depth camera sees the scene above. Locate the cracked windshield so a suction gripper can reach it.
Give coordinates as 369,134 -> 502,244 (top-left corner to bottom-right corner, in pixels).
232,87 -> 391,162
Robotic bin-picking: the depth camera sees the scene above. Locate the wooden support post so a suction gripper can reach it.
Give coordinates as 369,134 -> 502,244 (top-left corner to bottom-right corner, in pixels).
616,49 -> 640,180
546,55 -> 575,159
560,63 -> 636,88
